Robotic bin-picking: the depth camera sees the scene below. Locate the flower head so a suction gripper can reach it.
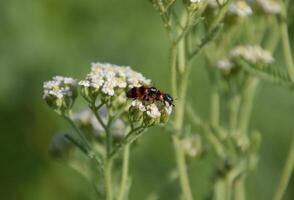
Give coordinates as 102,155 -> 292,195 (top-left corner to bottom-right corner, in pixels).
217,58 -> 235,74
129,99 -> 173,126
255,0 -> 281,15
182,135 -> 203,158
43,76 -> 78,114
79,63 -> 150,103
229,45 -> 274,65
228,1 -> 253,17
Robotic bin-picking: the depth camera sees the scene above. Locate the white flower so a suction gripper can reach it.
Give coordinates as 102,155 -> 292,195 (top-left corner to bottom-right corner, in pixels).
102,80 -> 116,96
164,105 -> 173,115
228,1 -> 253,17
79,80 -> 91,87
190,0 -> 202,3
230,45 -> 274,65
182,135 -> 202,158
43,76 -> 78,112
256,0 -> 281,14
146,104 -> 161,119
80,62 -> 150,98
131,100 -> 146,112
72,109 -> 103,133
43,76 -> 77,99
217,58 -> 235,72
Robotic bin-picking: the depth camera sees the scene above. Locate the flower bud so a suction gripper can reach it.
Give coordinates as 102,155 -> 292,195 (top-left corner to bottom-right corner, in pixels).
128,100 -> 145,123
43,76 -> 78,114
181,135 -> 203,158
229,45 -> 274,68
49,133 -> 71,159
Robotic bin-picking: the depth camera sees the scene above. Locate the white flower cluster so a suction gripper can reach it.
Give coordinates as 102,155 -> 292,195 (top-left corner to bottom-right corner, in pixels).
228,1 -> 253,17
79,63 -> 151,97
43,76 -> 77,99
130,99 -> 173,122
216,58 -> 235,73
131,100 -> 161,119
73,108 -> 126,140
190,0 -> 202,3
229,45 -> 274,65
43,76 -> 78,113
182,135 -> 202,158
217,45 -> 274,73
207,0 -> 226,7
256,0 -> 281,15
72,109 -> 103,133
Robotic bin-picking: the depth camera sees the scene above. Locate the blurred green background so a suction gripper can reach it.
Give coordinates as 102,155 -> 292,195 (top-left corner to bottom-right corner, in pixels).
1,0 -> 293,199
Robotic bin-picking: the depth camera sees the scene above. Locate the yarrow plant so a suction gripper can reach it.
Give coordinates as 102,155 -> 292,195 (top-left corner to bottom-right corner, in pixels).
44,0 -> 294,199
43,63 -> 173,200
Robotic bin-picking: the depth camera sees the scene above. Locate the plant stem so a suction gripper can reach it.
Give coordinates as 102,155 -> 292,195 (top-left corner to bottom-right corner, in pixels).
238,77 -> 259,135
280,2 -> 294,81
273,138 -> 294,200
209,0 -> 233,31
63,113 -> 91,151
106,120 -> 113,157
104,159 -> 113,200
211,86 -> 220,128
118,144 -> 130,200
172,136 -> 194,200
91,104 -> 107,130
229,95 -> 240,135
171,38 -> 194,200
234,179 -> 246,200
170,45 -> 178,98
214,178 -> 226,200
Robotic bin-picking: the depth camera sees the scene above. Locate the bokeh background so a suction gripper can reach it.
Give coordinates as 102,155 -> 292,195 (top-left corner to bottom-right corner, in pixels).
1,0 -> 294,199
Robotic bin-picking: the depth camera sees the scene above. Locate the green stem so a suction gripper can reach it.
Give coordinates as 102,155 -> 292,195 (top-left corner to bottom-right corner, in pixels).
104,159 -> 113,200
238,78 -> 259,135
273,138 -> 294,200
91,104 -> 107,130
170,45 -> 178,98
235,179 -> 246,200
211,86 -> 220,128
172,136 -> 194,200
171,39 -> 194,200
109,126 -> 144,159
209,0 -> 233,31
225,175 -> 232,200
229,95 -> 240,135
214,178 -> 226,200
117,144 -> 130,200
280,2 -> 294,81
106,120 -> 113,157
63,113 -> 91,151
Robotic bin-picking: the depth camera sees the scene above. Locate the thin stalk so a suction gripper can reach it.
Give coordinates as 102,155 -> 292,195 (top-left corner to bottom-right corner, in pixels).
214,178 -> 226,200
63,113 -> 91,151
210,86 -> 220,128
170,45 -> 178,98
209,0 -> 233,31
104,159 -> 113,200
91,104 -> 107,130
225,176 -> 232,200
106,120 -> 113,157
229,95 -> 240,135
280,2 -> 294,81
234,179 -> 246,200
171,40 -> 194,200
109,126 -> 144,159
265,17 -> 280,53
238,78 -> 259,135
172,136 -> 194,200
118,144 -> 130,200
273,138 -> 294,200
